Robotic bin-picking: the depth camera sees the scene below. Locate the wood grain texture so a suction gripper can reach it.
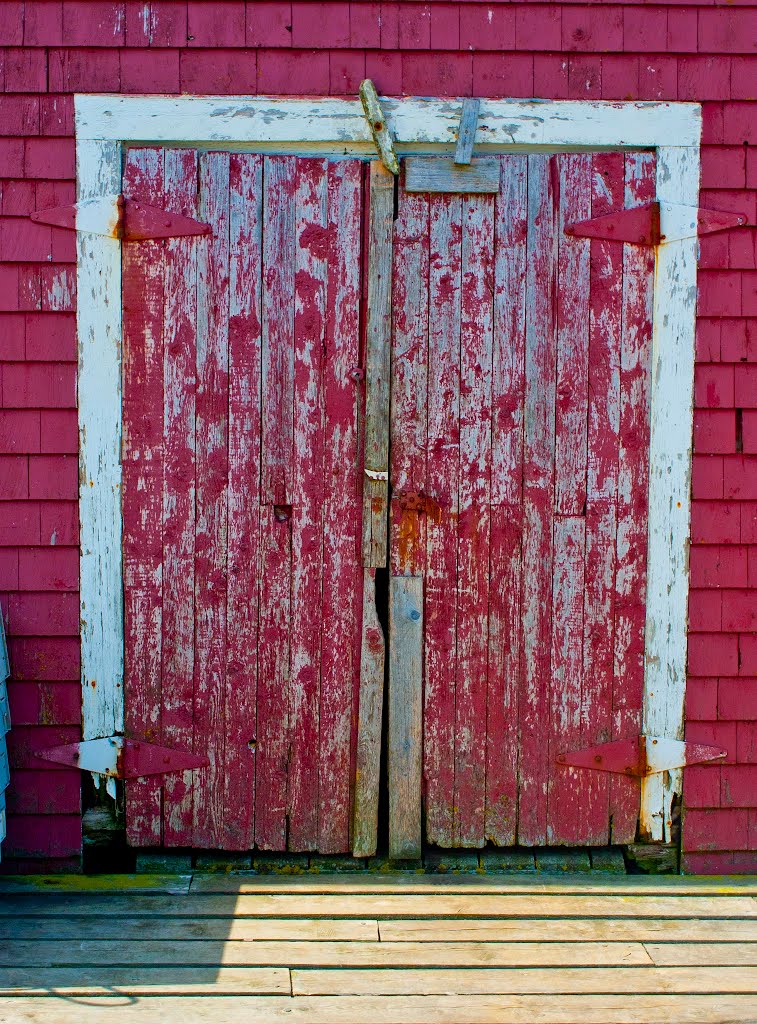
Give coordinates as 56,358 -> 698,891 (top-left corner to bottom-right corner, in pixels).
390,189 -> 429,578
319,159 -> 364,854
454,193 -> 494,848
223,152 -> 263,850
10,965 -> 753,998
547,154 -> 591,847
122,146 -> 166,846
405,157 -> 499,194
0,940 -> 653,968
640,144 -> 698,843
486,156 -> 527,847
288,157 -> 329,852
611,151 -> 656,843
77,138 -> 124,743
454,99 -> 481,166
517,155 -> 558,847
579,152 -> 626,845
261,156 -> 297,505
292,966 -> 757,996
423,193 -> 461,848
362,161 -> 393,567
3,994 -> 754,1024
389,576 -> 424,860
353,569 -> 385,858
192,151 -> 231,848
161,147 -> 200,847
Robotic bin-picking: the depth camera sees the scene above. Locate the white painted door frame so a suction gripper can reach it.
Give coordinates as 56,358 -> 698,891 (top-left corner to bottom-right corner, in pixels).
75,95 -> 702,843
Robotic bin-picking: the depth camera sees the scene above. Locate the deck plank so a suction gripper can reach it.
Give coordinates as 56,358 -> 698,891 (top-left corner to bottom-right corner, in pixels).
1,892 -> 755,918
0,918 -> 380,942
4,874 -> 756,897
379,917 -> 757,942
0,940 -> 652,968
1,994 -> 755,1024
292,965 -> 757,996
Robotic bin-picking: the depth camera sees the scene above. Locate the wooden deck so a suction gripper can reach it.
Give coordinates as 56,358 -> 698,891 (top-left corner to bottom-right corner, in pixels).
0,872 -> 755,1022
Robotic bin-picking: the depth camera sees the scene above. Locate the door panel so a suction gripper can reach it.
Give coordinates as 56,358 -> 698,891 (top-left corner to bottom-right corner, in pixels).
122,149 -> 365,852
390,152 -> 656,848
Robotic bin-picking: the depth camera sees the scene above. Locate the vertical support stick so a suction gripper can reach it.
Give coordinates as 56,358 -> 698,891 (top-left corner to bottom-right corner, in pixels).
362,161 -> 394,567
454,98 -> 480,166
352,569 -> 386,857
388,575 -> 423,860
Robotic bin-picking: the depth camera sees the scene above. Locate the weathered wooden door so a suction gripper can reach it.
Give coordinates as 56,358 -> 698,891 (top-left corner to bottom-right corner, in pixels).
390,152 -> 656,849
121,148 -> 365,852
122,147 -> 656,855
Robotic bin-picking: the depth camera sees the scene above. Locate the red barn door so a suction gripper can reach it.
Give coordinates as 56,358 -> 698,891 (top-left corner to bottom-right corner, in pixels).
121,148 -> 365,852
391,152 -> 656,848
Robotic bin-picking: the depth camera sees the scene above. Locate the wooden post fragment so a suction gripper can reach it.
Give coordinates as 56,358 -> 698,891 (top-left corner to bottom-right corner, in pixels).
404,157 -> 500,195
362,161 -> 394,567
454,98 -> 480,165
388,576 -> 423,860
359,80 -> 399,176
352,569 -> 386,858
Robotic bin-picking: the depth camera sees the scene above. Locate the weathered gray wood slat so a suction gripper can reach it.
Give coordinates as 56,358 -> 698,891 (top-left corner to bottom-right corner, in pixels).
0,967 -> 291,996
454,98 -> 480,165
0,917 -> 380,942
3,966 -> 755,999
388,576 -> 424,860
405,158 -> 500,194
2,994 -> 755,1024
352,569 -> 386,858
3,874 -> 757,896
0,939 -> 653,968
292,965 -> 757,996
362,160 -> 394,567
358,80 -> 399,176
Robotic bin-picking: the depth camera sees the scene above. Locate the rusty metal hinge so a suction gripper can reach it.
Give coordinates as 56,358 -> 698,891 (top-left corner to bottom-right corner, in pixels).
556,735 -> 727,777
36,736 -> 209,779
565,202 -> 747,246
31,194 -> 211,241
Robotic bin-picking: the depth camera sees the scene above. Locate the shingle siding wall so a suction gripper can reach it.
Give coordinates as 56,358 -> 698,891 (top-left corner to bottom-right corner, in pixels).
0,0 -> 755,872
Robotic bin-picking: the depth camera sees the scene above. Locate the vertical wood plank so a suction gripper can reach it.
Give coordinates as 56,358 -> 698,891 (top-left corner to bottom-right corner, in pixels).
288,158 -> 329,852
319,159 -> 363,854
77,138 -> 123,744
612,150 -> 656,843
547,153 -> 593,846
161,147 -> 199,847
255,506 -> 291,852
554,155 -> 591,515
423,193 -> 461,848
454,193 -> 494,848
641,145 -> 698,842
547,514 -> 586,844
580,151 -> 626,844
486,506 -> 521,846
352,569 -> 385,858
487,154 -> 527,846
223,152 -> 263,851
192,150 -> 230,848
261,156 -> 296,505
255,158 -> 296,851
362,161 -> 393,568
390,190 -> 429,579
517,155 -> 558,847
122,147 -> 165,847
388,575 -> 423,861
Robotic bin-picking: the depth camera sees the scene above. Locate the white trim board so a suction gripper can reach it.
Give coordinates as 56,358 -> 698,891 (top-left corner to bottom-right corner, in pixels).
75,95 -> 702,844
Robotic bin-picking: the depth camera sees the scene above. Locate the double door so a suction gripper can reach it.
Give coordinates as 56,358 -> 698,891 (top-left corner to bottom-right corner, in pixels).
121,147 -> 655,854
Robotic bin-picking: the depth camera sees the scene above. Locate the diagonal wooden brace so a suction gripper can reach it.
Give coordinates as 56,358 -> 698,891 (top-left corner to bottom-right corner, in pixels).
359,79 -> 400,176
